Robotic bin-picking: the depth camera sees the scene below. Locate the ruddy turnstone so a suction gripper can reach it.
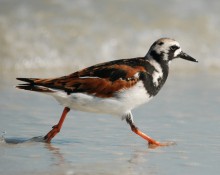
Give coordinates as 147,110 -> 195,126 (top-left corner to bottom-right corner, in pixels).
16,38 -> 198,147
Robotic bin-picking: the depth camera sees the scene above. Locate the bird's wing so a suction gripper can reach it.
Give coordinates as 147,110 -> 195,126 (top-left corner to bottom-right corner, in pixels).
17,58 -> 150,98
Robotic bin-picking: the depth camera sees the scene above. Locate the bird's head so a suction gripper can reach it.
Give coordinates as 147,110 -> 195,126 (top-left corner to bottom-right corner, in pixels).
147,38 -> 198,63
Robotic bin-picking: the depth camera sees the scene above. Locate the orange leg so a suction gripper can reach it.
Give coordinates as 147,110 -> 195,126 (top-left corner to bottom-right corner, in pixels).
44,107 -> 70,143
130,125 -> 166,148
125,113 -> 173,148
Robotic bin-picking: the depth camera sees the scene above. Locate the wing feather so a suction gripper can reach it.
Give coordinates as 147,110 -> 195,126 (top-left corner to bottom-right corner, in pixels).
17,58 -> 152,98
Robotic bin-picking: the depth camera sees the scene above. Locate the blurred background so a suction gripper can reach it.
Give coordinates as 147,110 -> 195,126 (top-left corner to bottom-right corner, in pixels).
0,0 -> 220,175
0,0 -> 219,78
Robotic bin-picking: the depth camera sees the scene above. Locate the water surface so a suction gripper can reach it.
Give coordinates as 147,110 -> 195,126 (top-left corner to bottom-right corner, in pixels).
1,72 -> 220,175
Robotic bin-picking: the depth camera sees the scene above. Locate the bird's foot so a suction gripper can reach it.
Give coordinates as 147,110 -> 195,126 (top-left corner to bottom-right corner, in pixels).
148,140 -> 176,149
44,125 -> 60,143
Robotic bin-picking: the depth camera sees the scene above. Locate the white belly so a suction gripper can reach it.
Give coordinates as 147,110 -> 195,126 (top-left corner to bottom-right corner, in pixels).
51,81 -> 152,116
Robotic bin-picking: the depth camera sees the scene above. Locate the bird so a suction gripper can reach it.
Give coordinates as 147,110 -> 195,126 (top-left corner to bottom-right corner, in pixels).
16,38 -> 198,147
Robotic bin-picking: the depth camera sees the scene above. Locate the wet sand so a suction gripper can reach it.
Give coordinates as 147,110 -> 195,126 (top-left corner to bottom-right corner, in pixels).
0,72 -> 220,175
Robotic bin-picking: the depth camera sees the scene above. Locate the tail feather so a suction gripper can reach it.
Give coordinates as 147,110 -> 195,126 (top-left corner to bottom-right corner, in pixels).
16,78 -> 55,93
16,78 -> 37,84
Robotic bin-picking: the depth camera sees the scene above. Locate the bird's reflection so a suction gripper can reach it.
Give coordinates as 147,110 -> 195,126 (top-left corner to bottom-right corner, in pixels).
44,143 -> 67,167
1,134 -> 162,174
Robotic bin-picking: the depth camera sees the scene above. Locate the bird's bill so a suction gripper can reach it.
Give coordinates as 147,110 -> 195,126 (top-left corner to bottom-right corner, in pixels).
178,51 -> 198,62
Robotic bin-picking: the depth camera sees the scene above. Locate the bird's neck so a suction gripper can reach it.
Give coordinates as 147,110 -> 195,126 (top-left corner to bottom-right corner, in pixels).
148,57 -> 169,83
146,51 -> 169,79
141,54 -> 169,97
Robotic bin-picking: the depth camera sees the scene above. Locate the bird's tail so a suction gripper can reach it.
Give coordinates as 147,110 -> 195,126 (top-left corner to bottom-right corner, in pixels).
16,78 -> 55,93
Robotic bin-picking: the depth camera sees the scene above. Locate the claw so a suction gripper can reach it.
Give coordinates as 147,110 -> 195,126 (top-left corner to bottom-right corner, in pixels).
148,141 -> 176,148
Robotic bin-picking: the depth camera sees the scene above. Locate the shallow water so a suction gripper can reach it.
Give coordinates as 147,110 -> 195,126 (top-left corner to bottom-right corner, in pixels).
0,0 -> 220,175
1,72 -> 220,175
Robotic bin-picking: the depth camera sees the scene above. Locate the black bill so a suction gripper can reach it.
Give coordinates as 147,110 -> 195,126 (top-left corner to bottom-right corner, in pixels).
178,51 -> 198,62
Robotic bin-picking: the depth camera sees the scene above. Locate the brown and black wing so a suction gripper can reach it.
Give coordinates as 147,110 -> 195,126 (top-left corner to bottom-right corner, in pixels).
16,58 -> 152,98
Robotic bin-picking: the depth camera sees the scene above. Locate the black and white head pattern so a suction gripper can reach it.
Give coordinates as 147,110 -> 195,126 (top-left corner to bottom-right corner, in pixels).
147,38 -> 182,63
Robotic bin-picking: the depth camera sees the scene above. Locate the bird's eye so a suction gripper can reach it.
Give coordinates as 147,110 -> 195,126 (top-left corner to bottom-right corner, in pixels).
170,45 -> 179,51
